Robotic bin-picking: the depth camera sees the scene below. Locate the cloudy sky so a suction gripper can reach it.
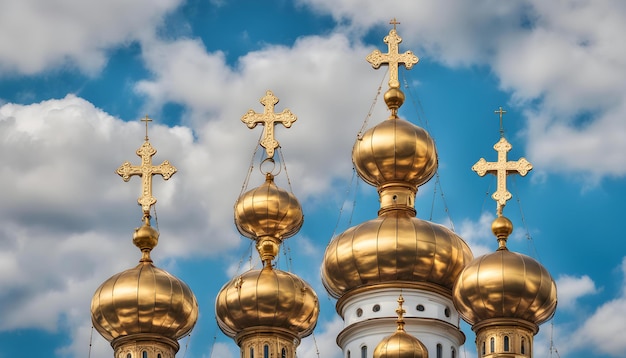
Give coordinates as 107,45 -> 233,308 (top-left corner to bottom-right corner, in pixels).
0,0 -> 625,357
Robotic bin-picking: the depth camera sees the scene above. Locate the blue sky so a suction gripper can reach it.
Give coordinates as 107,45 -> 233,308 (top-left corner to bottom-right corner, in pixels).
0,1 -> 625,357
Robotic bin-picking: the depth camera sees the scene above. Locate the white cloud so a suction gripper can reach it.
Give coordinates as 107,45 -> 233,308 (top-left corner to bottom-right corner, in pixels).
457,212 -> 496,257
0,0 -> 182,75
298,317 -> 344,358
560,257 -> 626,357
555,274 -> 597,310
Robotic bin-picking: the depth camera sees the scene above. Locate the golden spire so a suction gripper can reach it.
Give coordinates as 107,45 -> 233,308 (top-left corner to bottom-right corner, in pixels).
395,295 -> 406,331
366,18 -> 419,89
116,116 -> 177,217
241,90 -> 297,158
472,107 -> 532,217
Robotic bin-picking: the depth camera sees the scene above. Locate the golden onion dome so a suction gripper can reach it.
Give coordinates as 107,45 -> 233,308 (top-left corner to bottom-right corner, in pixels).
352,115 -> 437,189
321,210 -> 473,298
215,265 -> 319,338
235,173 -> 303,242
90,222 -> 198,342
452,217 -> 557,326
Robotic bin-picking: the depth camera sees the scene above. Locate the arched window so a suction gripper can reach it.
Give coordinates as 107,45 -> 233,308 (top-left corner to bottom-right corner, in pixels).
281,347 -> 286,358
158,355 -> 162,358
264,344 -> 269,358
142,351 -> 148,358
436,344 -> 442,358
361,346 -> 367,358
490,337 -> 495,353
451,347 -> 456,358
521,338 -> 526,354
504,336 -> 510,351
126,354 -> 132,358
347,350 -> 351,358
250,347 -> 254,358
482,341 -> 486,356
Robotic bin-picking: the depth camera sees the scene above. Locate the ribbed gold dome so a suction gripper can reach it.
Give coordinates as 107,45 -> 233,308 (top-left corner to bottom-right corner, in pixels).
374,330 -> 429,358
91,222 -> 198,342
215,265 -> 319,338
352,117 -> 437,189
91,262 -> 198,342
321,210 -> 473,298
452,249 -> 557,326
235,173 -> 303,241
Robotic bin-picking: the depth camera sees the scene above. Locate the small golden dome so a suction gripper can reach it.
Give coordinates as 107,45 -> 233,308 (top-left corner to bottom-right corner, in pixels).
235,173 -> 303,242
453,249 -> 557,326
374,330 -> 429,358
374,295 -> 428,358
90,261 -> 199,342
321,211 -> 473,298
353,117 -> 437,188
491,216 -> 513,240
215,266 -> 319,338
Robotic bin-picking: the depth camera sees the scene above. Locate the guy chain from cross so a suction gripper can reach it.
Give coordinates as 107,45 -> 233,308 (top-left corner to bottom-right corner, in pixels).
472,108 -> 532,216
241,90 -> 297,159
116,116 -> 177,216
366,18 -> 419,89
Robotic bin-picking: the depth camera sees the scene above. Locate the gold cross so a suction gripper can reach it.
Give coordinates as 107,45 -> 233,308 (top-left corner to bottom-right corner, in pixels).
116,118 -> 177,216
472,137 -> 532,216
241,90 -> 297,158
366,20 -> 419,88
494,106 -> 507,137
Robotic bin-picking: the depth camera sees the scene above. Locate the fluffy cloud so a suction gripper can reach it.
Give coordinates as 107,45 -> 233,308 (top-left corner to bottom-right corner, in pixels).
0,0 -> 181,75
555,274 -> 597,310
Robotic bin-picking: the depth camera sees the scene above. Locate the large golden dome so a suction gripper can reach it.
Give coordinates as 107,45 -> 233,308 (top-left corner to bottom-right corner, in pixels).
91,222 -> 198,342
322,210 -> 473,298
235,173 -> 303,241
453,248 -> 557,326
215,265 -> 319,338
352,116 -> 437,188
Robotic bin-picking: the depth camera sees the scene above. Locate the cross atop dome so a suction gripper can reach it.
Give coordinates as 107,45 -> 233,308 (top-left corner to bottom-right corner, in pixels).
116,116 -> 177,217
241,90 -> 297,159
472,107 -> 532,216
366,18 -> 419,89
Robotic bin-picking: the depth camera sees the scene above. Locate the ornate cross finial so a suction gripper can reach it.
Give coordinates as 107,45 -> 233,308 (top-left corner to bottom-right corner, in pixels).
117,117 -> 177,216
141,114 -> 152,141
494,106 -> 507,137
472,137 -> 532,216
241,90 -> 297,158
395,295 -> 406,331
366,19 -> 419,88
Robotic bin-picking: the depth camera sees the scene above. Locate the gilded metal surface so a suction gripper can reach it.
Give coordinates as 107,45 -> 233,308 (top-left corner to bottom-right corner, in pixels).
352,117 -> 438,189
374,295 -> 428,358
366,20 -> 419,89
91,261 -> 199,342
241,90 -> 297,158
471,137 -> 532,216
322,210 -> 473,298
116,119 -> 177,215
234,173 -> 303,246
112,334 -> 179,358
215,265 -> 319,338
452,249 -> 557,326
236,328 -> 299,358
472,318 -> 537,358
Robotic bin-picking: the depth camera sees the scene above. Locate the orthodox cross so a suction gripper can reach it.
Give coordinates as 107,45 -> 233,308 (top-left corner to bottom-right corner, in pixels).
366,19 -> 419,89
241,90 -> 297,158
472,137 -> 532,216
116,116 -> 177,216
494,106 -> 507,137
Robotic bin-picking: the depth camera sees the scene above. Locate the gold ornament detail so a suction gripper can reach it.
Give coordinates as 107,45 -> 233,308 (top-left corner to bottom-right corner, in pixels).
241,90 -> 297,158
366,18 -> 419,89
116,116 -> 177,216
472,108 -> 532,216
